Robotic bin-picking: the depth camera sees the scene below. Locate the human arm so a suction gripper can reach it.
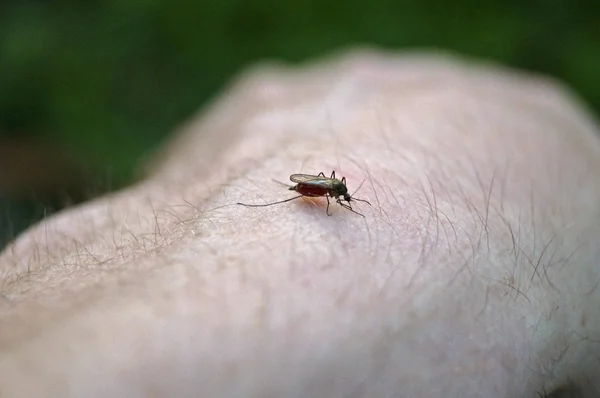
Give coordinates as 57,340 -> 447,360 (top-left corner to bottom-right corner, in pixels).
1,49 -> 599,397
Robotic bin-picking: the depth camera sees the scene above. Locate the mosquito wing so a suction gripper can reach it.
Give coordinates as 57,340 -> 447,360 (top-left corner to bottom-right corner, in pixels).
290,173 -> 335,188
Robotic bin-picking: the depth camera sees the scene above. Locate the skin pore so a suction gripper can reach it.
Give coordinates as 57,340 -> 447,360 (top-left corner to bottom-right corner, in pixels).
0,50 -> 599,397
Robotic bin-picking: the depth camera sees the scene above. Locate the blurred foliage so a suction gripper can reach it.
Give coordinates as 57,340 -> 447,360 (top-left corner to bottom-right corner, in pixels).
1,0 -> 599,246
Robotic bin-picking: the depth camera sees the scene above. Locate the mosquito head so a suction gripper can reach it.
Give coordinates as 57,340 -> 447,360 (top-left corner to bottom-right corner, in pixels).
331,180 -> 348,198
344,193 -> 371,206
343,177 -> 370,205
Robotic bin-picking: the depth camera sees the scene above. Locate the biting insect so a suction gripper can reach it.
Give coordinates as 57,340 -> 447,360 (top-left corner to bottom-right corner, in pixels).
237,171 -> 371,216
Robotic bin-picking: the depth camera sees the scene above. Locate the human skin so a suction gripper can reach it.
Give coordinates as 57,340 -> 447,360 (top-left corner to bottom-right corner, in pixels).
1,49 -> 599,397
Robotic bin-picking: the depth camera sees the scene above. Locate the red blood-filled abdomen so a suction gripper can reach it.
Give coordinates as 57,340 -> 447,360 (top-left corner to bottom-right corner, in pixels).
293,183 -> 330,197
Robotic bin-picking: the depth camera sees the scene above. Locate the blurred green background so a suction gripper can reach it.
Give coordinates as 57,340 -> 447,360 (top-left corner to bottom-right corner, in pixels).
1,0 -> 599,248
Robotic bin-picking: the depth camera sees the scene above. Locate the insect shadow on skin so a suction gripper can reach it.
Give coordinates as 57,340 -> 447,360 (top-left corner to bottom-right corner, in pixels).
237,171 -> 371,216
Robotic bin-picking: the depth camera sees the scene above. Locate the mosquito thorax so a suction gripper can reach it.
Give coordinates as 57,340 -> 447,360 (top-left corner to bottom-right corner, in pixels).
333,181 -> 348,195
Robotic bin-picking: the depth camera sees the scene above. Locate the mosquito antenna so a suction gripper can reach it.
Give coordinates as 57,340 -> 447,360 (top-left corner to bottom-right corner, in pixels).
351,197 -> 371,205
237,195 -> 304,208
348,178 -> 371,206
350,178 -> 366,197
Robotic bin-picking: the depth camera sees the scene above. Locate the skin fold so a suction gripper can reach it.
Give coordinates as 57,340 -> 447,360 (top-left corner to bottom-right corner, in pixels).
0,49 -> 599,397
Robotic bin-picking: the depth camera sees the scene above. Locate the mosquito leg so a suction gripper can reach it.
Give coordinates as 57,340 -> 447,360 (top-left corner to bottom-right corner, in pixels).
270,178 -> 295,189
237,195 -> 304,207
326,195 -> 332,216
317,172 -> 326,177
338,199 -> 365,217
344,198 -> 355,210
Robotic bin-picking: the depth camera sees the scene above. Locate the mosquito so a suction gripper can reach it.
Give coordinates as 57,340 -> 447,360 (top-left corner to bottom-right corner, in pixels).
237,171 -> 371,216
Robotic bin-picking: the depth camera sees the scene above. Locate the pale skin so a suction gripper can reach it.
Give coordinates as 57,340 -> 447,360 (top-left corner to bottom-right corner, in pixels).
1,50 -> 599,397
